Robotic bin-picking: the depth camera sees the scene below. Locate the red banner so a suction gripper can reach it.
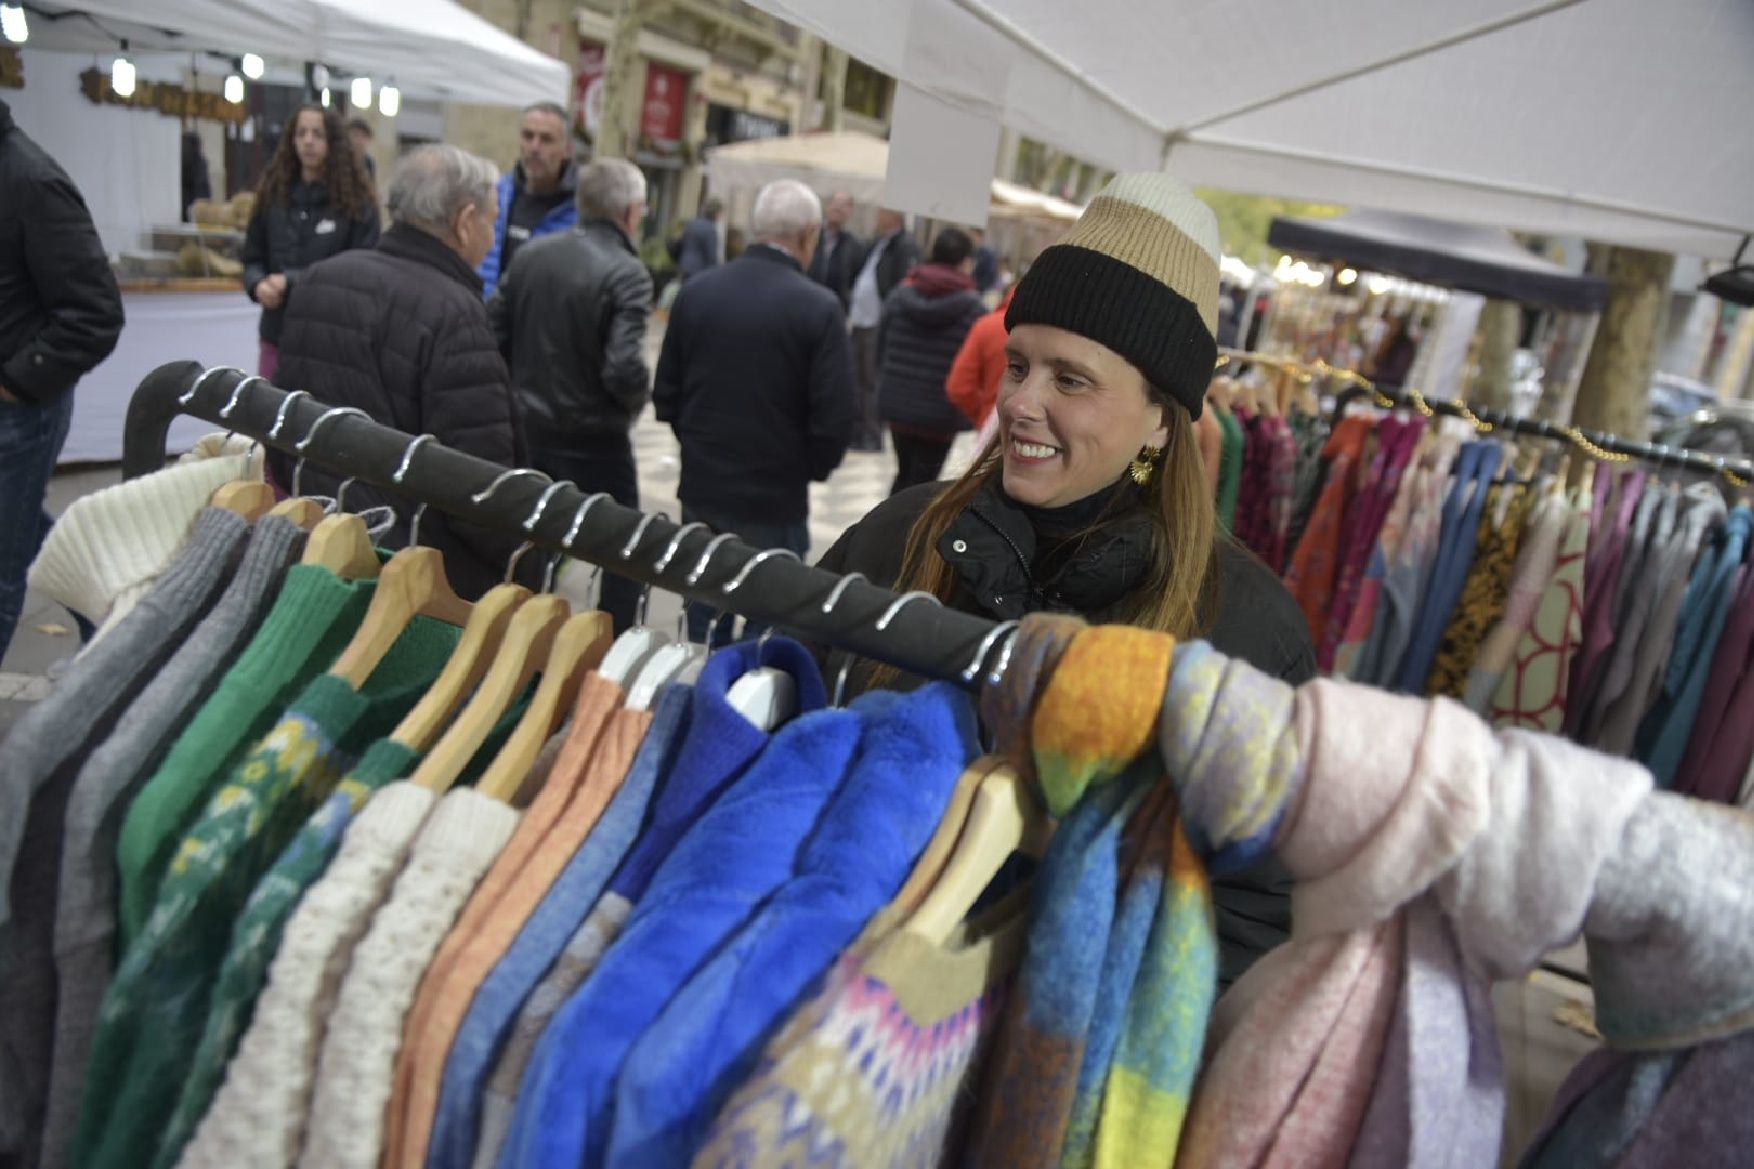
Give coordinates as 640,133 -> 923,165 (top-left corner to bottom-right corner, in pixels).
640,62 -> 688,143
575,40 -> 606,135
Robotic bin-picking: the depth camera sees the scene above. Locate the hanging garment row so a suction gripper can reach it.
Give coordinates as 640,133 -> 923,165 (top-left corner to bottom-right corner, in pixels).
1209,355 -> 1754,803
3,365 -> 1753,1169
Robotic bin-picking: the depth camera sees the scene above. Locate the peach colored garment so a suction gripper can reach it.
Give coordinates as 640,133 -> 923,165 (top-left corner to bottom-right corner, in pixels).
380,673 -> 623,1167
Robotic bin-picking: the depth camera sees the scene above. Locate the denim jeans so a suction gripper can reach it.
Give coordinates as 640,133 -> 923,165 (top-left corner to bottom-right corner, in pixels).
680,504 -> 810,646
0,391 -> 75,660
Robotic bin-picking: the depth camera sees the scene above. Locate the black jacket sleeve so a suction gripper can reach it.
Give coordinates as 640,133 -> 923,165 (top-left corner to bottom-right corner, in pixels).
486,261 -> 516,358
1,170 -> 123,402
241,207 -> 270,301
806,304 -> 856,482
652,295 -> 685,426
599,259 -> 655,416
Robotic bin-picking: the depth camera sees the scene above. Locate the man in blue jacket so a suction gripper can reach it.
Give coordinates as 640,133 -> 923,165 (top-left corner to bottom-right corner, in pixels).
477,101 -> 577,296
673,196 -> 723,282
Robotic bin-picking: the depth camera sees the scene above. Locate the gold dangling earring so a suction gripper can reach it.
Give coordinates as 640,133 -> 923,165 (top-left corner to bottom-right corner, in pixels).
1129,444 -> 1163,486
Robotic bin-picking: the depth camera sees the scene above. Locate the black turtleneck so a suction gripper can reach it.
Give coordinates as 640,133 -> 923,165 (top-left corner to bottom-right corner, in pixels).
1014,476 -> 1144,584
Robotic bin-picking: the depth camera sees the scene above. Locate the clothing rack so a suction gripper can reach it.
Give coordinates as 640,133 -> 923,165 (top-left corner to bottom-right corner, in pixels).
122,361 -> 1011,691
1219,347 -> 1754,488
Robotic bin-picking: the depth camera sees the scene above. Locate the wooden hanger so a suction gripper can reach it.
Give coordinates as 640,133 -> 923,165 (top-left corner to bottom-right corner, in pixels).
885,757 -> 995,918
409,594 -> 571,795
268,495 -> 327,529
390,583 -> 531,752
209,479 -> 277,520
475,609 -> 612,803
327,546 -> 472,688
301,512 -> 382,581
902,761 -> 1051,945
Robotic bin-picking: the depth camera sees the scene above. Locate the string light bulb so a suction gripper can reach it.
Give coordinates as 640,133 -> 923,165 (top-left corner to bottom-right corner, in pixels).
320,86 -> 331,108
111,42 -> 136,98
0,5 -> 28,45
350,75 -> 371,107
224,73 -> 245,103
241,52 -> 265,80
378,82 -> 400,117
1337,268 -> 1358,286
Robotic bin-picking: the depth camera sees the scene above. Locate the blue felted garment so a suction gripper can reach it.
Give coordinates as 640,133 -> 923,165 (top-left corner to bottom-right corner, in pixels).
605,683 -> 979,1167
424,683 -> 693,1169
1637,506 -> 1753,784
1394,442 -> 1503,695
498,693 -> 881,1169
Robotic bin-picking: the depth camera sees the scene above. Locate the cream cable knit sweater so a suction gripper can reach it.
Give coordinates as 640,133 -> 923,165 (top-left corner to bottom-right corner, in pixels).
29,435 -> 262,638
177,783 -> 436,1169
298,789 -> 519,1169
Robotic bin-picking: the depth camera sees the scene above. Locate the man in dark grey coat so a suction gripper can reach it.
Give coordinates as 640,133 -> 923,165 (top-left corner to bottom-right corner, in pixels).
0,97 -> 124,658
490,158 -> 653,631
654,179 -> 854,643
268,144 -> 539,599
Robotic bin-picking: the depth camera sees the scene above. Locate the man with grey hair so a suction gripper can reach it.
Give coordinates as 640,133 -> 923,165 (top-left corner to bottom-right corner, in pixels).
269,144 -> 542,597
489,157 -> 653,631
655,178 -> 854,643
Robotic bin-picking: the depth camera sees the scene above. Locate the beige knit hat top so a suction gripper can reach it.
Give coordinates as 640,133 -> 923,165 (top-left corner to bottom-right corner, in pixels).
1006,173 -> 1222,418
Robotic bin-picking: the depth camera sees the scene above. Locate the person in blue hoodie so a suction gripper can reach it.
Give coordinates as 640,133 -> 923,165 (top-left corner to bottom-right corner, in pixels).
478,102 -> 577,296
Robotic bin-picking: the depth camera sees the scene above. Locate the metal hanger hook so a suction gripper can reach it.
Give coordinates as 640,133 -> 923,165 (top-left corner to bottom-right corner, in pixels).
266,389 -> 311,441
721,547 -> 801,595
620,510 -> 669,561
408,501 -> 429,548
504,540 -> 538,585
218,374 -> 263,420
874,589 -> 942,631
654,521 -> 710,575
523,479 -> 574,534
684,532 -> 739,587
392,433 -> 437,485
820,571 -> 867,615
961,619 -> 1020,685
295,405 -> 370,454
832,654 -> 856,708
181,364 -> 242,407
329,476 -> 357,515
470,467 -> 550,507
564,492 -> 614,550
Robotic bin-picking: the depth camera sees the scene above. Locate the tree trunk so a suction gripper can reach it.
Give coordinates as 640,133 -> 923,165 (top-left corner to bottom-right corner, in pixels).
1568,244 -> 1674,441
1470,299 -> 1521,415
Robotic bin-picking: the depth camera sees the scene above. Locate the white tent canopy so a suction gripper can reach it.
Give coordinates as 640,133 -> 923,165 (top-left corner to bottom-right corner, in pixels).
705,131 -> 1082,221
748,0 -> 1754,260
25,0 -> 569,107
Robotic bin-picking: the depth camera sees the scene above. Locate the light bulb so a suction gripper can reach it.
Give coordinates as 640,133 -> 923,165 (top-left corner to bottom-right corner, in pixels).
241,52 -> 265,80
224,73 -> 245,103
320,86 -> 331,107
1368,275 -> 1392,296
111,54 -> 136,99
0,5 -> 28,44
1337,268 -> 1358,286
311,63 -> 330,90
378,84 -> 400,117
350,76 -> 371,107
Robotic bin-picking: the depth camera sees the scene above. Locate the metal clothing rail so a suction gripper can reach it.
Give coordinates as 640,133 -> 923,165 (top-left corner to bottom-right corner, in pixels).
1219,347 -> 1754,487
123,361 -> 1011,691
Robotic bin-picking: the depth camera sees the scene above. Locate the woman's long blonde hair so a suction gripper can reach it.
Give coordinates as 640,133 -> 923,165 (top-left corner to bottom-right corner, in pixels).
891,398 -> 1219,637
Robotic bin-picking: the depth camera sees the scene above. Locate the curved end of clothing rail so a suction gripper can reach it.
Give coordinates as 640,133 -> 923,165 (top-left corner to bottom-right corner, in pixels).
123,361 -> 1006,691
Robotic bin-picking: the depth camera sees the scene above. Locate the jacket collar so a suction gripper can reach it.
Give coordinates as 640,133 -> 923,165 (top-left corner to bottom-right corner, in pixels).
513,158 -> 577,197
938,476 -> 1155,620
378,223 -> 484,295
579,217 -> 637,256
0,99 -> 13,136
744,242 -> 803,273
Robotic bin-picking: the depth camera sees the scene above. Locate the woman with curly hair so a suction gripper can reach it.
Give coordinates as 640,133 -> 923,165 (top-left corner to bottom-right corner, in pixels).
241,104 -> 379,377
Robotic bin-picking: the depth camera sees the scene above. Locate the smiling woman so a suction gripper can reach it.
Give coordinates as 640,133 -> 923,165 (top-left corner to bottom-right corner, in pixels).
815,172 -> 1317,984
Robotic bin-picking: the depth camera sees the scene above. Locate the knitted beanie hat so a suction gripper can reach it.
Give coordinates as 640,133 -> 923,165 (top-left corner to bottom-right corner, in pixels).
1005,173 -> 1221,420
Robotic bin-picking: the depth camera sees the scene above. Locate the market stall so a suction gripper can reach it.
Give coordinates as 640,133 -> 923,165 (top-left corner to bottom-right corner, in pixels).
9,0 -> 569,463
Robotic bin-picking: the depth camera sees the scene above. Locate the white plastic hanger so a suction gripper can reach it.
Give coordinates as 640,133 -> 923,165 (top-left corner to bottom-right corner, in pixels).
625,521 -> 715,709
596,510 -> 673,685
719,548 -> 807,731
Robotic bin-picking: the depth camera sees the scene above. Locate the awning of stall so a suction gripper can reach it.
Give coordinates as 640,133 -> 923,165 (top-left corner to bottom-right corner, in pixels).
704,131 -> 1085,222
1269,209 -> 1609,312
745,0 -> 1754,261
23,0 -> 569,106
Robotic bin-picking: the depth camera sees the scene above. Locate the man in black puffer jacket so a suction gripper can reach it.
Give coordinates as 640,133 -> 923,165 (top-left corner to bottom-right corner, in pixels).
876,227 -> 984,496
267,144 -> 540,599
0,97 -> 124,661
